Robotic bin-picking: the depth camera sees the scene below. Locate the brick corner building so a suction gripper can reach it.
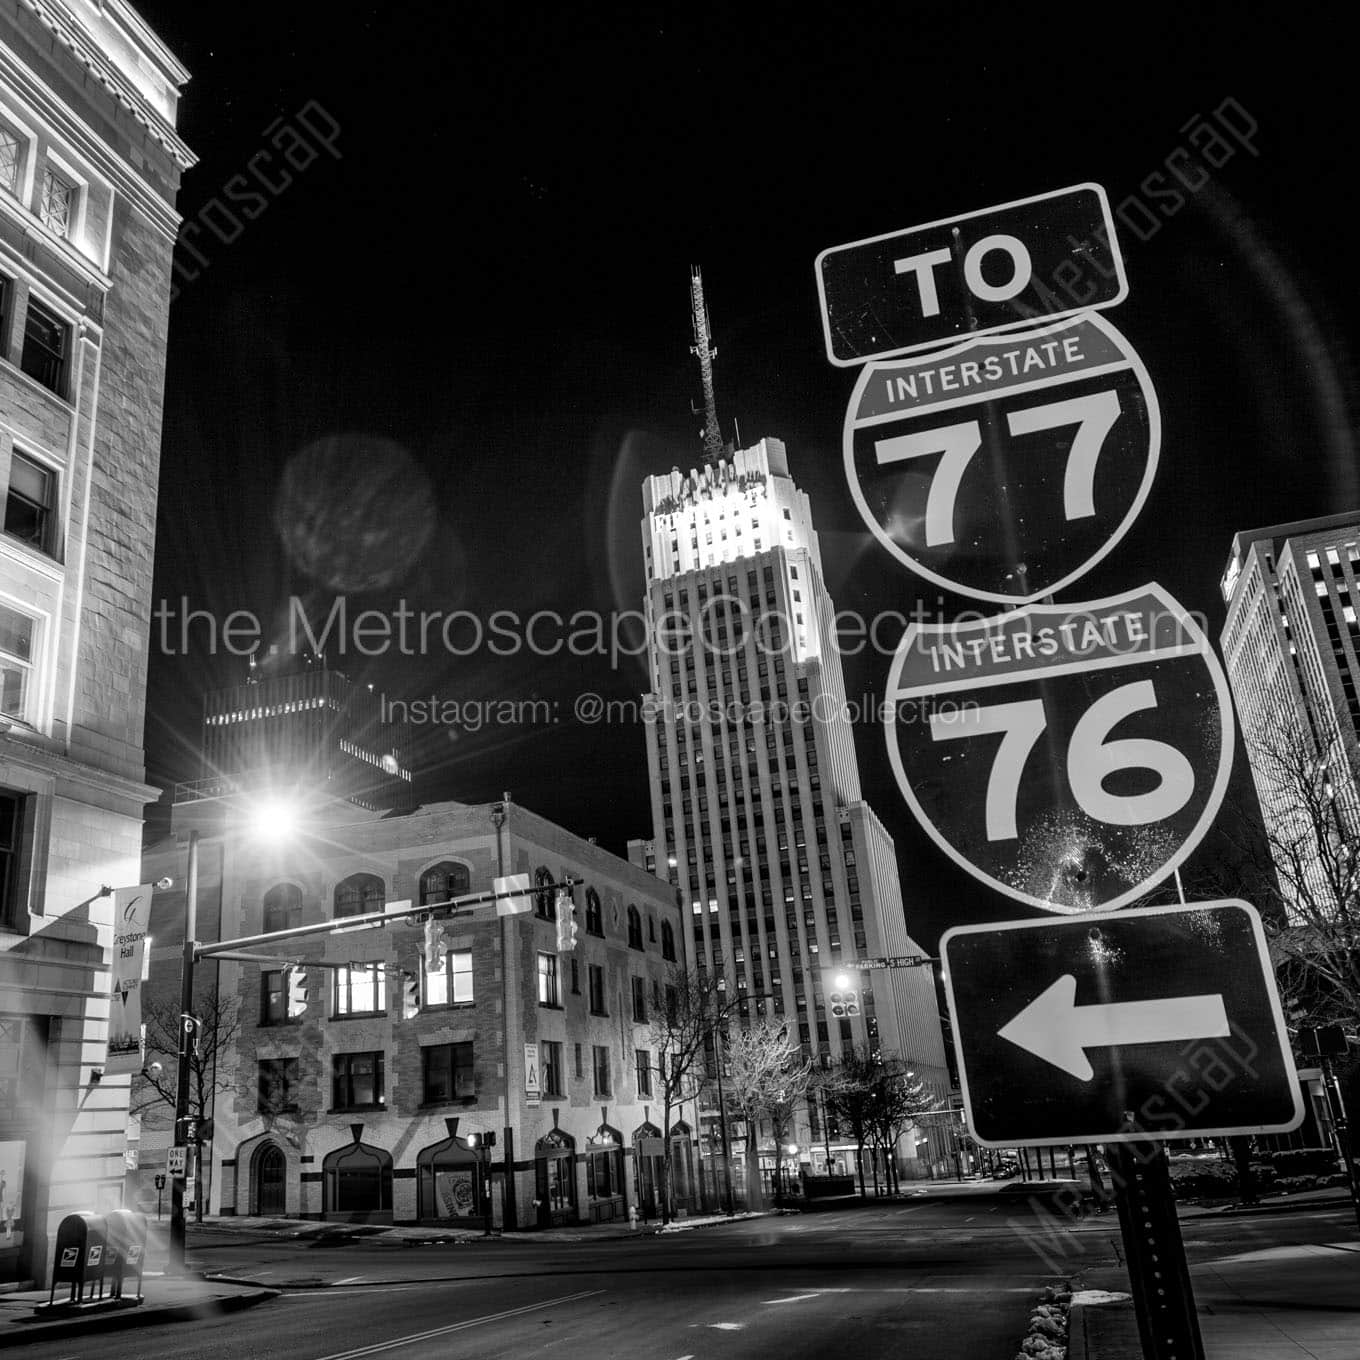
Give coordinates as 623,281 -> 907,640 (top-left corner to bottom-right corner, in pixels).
0,1 -> 192,1285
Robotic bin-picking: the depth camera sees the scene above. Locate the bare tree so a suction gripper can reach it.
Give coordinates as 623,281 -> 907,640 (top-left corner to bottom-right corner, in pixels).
865,1063 -> 940,1194
1220,719 -> 1360,1030
648,966 -> 739,1224
723,1019 -> 812,1208
819,1048 -> 880,1197
133,987 -> 241,1221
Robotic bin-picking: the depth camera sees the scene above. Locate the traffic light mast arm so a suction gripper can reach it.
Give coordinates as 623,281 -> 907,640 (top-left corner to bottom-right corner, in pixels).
194,877 -> 580,961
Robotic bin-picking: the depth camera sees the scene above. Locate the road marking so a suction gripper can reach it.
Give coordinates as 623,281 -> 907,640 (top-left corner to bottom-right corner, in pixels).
333,1276 -> 364,1286
764,1293 -> 822,1304
708,1323 -> 744,1331
312,1289 -> 604,1359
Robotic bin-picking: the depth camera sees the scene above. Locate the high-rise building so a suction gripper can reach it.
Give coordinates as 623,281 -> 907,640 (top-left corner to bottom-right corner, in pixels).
1220,512 -> 1360,916
191,660 -> 415,813
0,1 -> 192,1284
629,276 -> 950,1178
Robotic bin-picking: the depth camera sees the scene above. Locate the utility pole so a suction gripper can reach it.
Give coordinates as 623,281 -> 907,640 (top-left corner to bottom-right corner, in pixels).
169,829 -> 199,1272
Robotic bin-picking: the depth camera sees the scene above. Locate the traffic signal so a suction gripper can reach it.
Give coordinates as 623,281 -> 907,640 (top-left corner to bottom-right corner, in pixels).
555,891 -> 578,952
402,971 -> 420,1020
826,969 -> 861,1018
286,967 -> 308,1018
423,916 -> 447,972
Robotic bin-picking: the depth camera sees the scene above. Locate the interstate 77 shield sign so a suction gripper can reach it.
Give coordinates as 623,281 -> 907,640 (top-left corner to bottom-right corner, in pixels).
884,585 -> 1233,913
941,901 -> 1304,1147
843,312 -> 1159,604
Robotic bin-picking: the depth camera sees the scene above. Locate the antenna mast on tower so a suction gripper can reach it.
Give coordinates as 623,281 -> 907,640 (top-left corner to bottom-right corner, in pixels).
690,265 -> 725,466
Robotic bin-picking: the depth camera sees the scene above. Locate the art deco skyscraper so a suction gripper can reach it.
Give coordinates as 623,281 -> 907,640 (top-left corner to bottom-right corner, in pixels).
629,272 -> 950,1169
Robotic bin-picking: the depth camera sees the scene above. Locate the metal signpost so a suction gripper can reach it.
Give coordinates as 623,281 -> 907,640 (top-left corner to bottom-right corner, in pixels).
816,183 -> 1309,1360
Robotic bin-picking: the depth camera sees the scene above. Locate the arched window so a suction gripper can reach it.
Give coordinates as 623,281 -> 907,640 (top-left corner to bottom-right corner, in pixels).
661,920 -> 676,961
420,861 -> 470,907
586,1124 -> 623,1202
534,866 -> 555,920
534,1128 -> 577,1227
584,887 -> 604,937
334,872 -> 384,919
263,883 -> 301,934
627,904 -> 643,950
322,1139 -> 393,1220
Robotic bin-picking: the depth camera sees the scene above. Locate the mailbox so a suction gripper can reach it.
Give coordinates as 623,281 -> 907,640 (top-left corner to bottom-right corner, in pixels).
48,1212 -> 108,1306
103,1209 -> 148,1300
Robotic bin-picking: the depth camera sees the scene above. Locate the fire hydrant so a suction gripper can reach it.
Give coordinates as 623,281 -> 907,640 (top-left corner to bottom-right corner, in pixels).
628,1205 -> 639,1230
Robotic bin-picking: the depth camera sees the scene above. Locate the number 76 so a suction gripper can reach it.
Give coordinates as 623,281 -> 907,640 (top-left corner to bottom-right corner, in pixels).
929,679 -> 1194,842
875,390 -> 1121,548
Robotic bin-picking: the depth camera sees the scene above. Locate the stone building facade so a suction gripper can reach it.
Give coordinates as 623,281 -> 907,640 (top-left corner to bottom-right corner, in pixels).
138,797 -> 692,1229
0,0 -> 191,1284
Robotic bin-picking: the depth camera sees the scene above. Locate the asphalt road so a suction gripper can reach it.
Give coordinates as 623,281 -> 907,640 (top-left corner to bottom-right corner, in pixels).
16,1192 -> 1355,1360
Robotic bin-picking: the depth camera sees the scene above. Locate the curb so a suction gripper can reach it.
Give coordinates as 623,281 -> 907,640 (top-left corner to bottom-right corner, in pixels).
1181,1194 -> 1352,1218
0,1288 -> 279,1349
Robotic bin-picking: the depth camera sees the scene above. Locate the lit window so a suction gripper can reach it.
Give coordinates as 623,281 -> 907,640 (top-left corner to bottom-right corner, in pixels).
333,963 -> 386,1016
5,452 -> 56,553
538,951 -> 560,1006
425,949 -> 474,1007
39,167 -> 73,238
0,605 -> 36,721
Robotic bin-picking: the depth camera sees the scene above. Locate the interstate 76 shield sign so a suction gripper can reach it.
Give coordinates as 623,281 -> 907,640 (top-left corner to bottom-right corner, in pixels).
884,585 -> 1233,913
843,312 -> 1159,604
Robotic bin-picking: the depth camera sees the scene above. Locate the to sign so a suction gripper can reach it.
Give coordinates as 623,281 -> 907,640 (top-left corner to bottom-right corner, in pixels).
815,183 -> 1127,366
167,1146 -> 187,1176
941,900 -> 1304,1146
884,584 -> 1233,913
842,313 -> 1159,602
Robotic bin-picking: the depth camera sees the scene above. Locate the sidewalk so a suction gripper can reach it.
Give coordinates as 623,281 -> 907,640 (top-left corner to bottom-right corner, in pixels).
0,1276 -> 278,1349
1071,1227 -> 1360,1358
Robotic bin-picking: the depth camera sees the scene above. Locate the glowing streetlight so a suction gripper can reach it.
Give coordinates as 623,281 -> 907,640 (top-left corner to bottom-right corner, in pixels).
243,794 -> 302,845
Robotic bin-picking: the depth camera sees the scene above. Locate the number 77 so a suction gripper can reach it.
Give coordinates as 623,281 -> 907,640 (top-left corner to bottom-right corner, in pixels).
874,389 -> 1122,547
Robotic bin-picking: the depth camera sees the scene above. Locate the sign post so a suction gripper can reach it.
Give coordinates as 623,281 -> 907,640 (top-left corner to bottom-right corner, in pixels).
817,184 -> 1297,1358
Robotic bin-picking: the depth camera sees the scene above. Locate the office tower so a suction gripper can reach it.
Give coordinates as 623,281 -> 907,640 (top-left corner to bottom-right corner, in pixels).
629,272 -> 950,1177
1220,512 -> 1360,916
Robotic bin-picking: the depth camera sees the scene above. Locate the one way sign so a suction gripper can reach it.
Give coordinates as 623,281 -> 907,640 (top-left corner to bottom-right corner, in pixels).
941,900 -> 1303,1147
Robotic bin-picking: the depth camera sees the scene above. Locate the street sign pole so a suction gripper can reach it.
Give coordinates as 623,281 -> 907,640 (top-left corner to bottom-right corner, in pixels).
1106,1138 -> 1205,1360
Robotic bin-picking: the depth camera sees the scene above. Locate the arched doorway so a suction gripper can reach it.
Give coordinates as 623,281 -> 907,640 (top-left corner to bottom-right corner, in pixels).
252,1142 -> 286,1216
534,1129 -> 576,1228
670,1121 -> 697,1215
416,1133 -> 482,1222
632,1122 -> 663,1220
322,1139 -> 393,1222
585,1123 -> 625,1223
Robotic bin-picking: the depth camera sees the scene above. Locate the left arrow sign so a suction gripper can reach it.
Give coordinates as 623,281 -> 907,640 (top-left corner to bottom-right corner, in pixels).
998,974 -> 1230,1081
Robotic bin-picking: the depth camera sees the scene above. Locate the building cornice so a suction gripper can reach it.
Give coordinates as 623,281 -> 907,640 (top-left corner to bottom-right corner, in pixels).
15,0 -> 196,170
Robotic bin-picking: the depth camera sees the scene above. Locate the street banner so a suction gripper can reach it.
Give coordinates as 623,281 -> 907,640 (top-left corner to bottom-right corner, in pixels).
884,585 -> 1232,912
842,312 -> 1159,602
106,883 -> 154,1075
942,901 -> 1304,1146
494,873 -> 532,915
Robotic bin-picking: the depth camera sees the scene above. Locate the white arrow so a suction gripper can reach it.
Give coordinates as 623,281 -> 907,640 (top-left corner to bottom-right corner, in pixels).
997,974 -> 1231,1081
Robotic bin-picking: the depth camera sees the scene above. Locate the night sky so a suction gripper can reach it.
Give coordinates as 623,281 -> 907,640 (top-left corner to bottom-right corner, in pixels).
135,2 -> 1359,952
